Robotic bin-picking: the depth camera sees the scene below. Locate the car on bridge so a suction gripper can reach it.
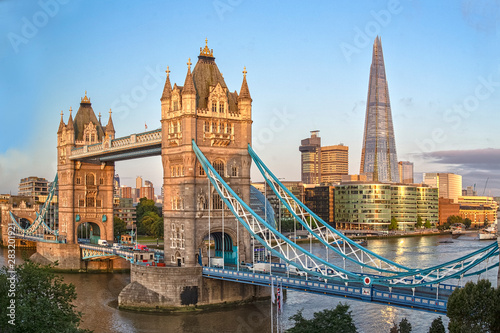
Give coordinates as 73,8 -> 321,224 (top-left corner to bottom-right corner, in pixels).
134,244 -> 149,251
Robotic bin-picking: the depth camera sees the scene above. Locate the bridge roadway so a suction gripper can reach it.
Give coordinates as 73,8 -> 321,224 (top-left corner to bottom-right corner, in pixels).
202,264 -> 453,314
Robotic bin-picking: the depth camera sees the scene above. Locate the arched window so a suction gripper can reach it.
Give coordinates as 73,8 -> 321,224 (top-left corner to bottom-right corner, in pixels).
86,196 -> 95,207
213,160 -> 224,176
86,173 -> 95,185
212,192 -> 223,210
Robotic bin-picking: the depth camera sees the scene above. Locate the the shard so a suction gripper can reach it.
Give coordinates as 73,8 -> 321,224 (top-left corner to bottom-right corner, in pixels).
360,36 -> 399,183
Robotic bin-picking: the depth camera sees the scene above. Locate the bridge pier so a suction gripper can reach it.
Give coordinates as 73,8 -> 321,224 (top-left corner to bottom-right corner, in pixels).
118,264 -> 268,311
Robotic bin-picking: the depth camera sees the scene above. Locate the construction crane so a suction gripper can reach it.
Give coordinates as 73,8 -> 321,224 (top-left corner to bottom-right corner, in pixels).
482,177 -> 489,195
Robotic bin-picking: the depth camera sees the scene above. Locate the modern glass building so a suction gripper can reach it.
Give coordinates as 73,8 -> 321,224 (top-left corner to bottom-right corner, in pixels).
391,185 -> 417,230
360,37 -> 399,183
335,183 -> 392,230
416,186 -> 439,224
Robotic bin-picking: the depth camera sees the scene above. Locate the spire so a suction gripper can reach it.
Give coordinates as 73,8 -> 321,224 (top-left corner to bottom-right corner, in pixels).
161,66 -> 172,100
360,36 -> 399,183
66,107 -> 74,129
238,67 -> 251,100
182,58 -> 196,95
58,110 -> 65,133
106,108 -> 115,133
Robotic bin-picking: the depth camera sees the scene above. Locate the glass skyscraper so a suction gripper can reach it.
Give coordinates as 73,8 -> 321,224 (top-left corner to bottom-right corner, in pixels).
360,36 -> 399,183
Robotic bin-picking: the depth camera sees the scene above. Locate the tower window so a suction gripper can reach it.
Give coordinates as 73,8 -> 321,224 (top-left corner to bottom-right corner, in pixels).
231,165 -> 238,177
220,102 -> 225,113
173,101 -> 179,111
213,160 -> 224,176
212,101 -> 217,113
86,173 -> 95,185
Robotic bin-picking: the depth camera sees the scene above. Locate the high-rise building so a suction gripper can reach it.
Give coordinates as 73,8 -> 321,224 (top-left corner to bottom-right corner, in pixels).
304,185 -> 335,226
398,161 -> 414,184
320,144 -> 348,184
113,174 -> 120,197
140,180 -> 154,200
360,37 -> 399,183
299,131 -> 348,185
135,176 -> 143,189
299,130 -> 321,184
423,172 -> 462,203
18,177 -> 49,202
121,186 -> 132,199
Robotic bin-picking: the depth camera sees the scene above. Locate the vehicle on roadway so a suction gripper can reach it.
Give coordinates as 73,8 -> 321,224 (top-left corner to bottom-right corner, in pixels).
97,239 -> 108,246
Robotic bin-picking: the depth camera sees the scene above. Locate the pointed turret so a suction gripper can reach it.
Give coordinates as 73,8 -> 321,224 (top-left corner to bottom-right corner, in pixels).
58,111 -> 65,133
67,107 -> 74,129
106,109 -> 115,139
182,58 -> 196,95
360,36 -> 399,183
238,67 -> 252,101
161,67 -> 172,101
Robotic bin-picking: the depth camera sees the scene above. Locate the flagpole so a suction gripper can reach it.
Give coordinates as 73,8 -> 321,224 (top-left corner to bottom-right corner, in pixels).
271,278 -> 274,333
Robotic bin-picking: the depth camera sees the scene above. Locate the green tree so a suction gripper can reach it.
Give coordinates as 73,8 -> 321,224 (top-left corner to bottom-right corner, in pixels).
399,318 -> 412,333
0,261 -> 92,333
136,198 -> 160,235
113,216 -> 127,240
447,215 -> 463,226
389,217 -> 398,231
428,317 -> 445,333
288,303 -> 357,333
141,211 -> 163,238
424,220 -> 431,229
463,218 -> 472,229
447,279 -> 500,333
390,322 -> 398,333
415,216 -> 423,229
484,217 -> 489,228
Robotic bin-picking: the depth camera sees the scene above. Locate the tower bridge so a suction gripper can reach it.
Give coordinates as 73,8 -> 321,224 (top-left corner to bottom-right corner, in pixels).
1,40 -> 499,312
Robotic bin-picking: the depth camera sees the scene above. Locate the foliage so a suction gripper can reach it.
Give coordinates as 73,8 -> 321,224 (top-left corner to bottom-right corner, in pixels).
140,211 -> 163,238
484,217 -> 489,228
447,215 -> 463,226
424,220 -> 432,229
389,217 -> 398,231
399,318 -> 412,333
390,322 -> 399,333
136,197 -> 161,235
463,218 -> 472,229
288,303 -> 357,333
113,216 -> 127,240
428,317 -> 445,333
447,279 -> 500,333
0,261 -> 92,333
415,216 -> 423,229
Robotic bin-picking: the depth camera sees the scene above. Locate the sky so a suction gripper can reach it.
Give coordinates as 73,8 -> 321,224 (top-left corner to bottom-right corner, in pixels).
1,0 -> 500,196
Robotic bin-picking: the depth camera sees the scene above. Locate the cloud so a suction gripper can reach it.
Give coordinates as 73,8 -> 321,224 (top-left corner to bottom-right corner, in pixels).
419,148 -> 500,196
422,148 -> 500,171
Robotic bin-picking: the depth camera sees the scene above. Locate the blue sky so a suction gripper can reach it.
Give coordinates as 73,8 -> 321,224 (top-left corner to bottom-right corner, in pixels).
1,0 -> 499,196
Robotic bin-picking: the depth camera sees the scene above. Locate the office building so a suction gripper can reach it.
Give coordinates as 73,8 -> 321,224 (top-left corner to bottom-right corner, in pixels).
458,196 -> 498,227
299,131 -> 348,185
304,185 -> 335,226
423,172 -> 462,203
360,37 -> 399,182
398,161 -> 414,184
18,177 -> 49,202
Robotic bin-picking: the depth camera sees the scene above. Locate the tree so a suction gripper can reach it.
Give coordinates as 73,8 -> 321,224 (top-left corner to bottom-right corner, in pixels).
415,216 -> 423,229
113,216 -> 127,240
447,279 -> 500,333
447,215 -> 463,226
136,197 -> 161,235
399,318 -> 412,333
140,211 -> 163,238
389,217 -> 398,231
428,317 -> 445,333
288,303 -> 357,333
0,261 -> 92,333
463,218 -> 472,229
424,219 -> 431,229
484,217 -> 489,228
390,322 -> 399,333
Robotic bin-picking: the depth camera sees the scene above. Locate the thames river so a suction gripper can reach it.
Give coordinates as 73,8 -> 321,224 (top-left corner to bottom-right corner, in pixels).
1,234 -> 497,333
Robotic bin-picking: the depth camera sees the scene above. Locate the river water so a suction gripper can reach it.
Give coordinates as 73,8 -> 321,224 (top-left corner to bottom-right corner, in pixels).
1,234 -> 497,333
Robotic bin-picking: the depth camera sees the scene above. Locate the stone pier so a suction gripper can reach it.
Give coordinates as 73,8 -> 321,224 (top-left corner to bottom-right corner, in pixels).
118,264 -> 268,311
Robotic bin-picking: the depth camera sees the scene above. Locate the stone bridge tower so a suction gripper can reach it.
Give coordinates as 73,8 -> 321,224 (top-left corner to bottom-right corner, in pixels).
57,93 -> 115,244
161,40 -> 253,267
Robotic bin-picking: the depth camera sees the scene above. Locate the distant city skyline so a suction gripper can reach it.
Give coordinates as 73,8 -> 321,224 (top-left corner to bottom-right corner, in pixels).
1,1 -> 499,196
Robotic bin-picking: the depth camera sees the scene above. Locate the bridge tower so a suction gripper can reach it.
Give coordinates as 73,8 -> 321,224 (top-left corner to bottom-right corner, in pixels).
56,93 -> 115,245
160,40 -> 253,267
